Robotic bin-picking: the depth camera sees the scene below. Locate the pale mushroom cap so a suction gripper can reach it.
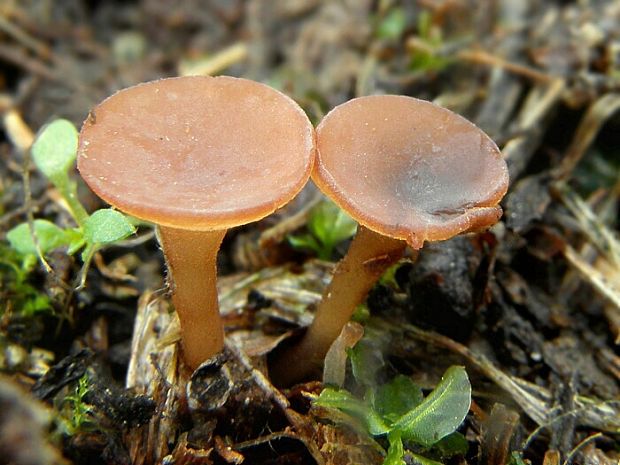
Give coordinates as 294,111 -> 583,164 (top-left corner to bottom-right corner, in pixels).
314,95 -> 509,249
78,76 -> 315,230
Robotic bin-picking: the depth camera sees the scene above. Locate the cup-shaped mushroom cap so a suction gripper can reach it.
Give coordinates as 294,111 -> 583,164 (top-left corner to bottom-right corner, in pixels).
314,95 -> 509,249
78,76 -> 315,230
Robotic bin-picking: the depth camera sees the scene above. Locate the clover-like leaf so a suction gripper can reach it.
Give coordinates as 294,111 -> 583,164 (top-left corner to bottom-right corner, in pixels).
31,119 -> 78,183
7,220 -> 73,256
83,209 -> 135,244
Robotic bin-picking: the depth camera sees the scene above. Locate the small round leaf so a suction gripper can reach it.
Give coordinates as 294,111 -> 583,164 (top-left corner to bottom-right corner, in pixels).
84,209 -> 136,244
7,220 -> 72,255
31,119 -> 78,181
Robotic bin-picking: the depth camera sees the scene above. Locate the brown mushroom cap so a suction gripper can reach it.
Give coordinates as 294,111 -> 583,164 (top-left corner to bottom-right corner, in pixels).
314,95 -> 509,249
78,76 -> 315,230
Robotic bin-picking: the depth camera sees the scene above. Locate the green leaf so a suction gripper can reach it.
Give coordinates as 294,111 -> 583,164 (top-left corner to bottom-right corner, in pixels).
379,262 -> 402,289
351,303 -> 371,324
21,293 -> 52,316
20,254 -> 37,273
393,366 -> 471,447
417,10 -> 433,41
7,220 -> 72,255
288,233 -> 322,256
287,200 -> 357,260
31,119 -> 78,183
314,387 -> 389,436
310,201 -> 357,249
349,337 -> 385,388
408,10 -> 451,74
508,452 -> 529,465
0,244 -> 55,318
65,229 -> 86,255
384,431 -> 405,465
374,375 -> 424,424
80,209 -> 134,288
83,209 -> 135,244
377,8 -> 407,40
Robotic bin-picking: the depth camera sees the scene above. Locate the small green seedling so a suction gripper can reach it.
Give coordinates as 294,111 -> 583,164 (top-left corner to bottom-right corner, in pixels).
31,119 -> 88,226
314,332 -> 471,465
0,244 -> 52,316
58,374 -> 95,435
288,199 -> 357,260
508,452 -> 530,465
375,6 -> 407,41
409,10 -> 452,74
7,119 -> 135,291
7,219 -> 83,257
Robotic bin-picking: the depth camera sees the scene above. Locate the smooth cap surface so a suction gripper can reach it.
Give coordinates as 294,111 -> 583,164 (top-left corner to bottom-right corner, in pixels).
314,95 -> 509,249
78,76 -> 315,230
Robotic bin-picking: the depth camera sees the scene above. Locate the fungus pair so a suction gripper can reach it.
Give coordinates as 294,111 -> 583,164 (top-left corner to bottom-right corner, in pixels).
77,76 -> 508,378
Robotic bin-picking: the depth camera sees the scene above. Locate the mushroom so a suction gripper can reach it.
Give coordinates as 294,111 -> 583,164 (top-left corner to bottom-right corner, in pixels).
272,95 -> 508,384
77,76 -> 315,368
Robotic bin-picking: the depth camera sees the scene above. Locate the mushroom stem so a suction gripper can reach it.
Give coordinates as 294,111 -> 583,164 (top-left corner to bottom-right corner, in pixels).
159,226 -> 226,368
272,225 -> 406,384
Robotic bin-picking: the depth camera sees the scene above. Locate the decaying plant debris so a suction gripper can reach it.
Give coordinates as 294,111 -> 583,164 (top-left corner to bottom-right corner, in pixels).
1,1 -> 620,464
